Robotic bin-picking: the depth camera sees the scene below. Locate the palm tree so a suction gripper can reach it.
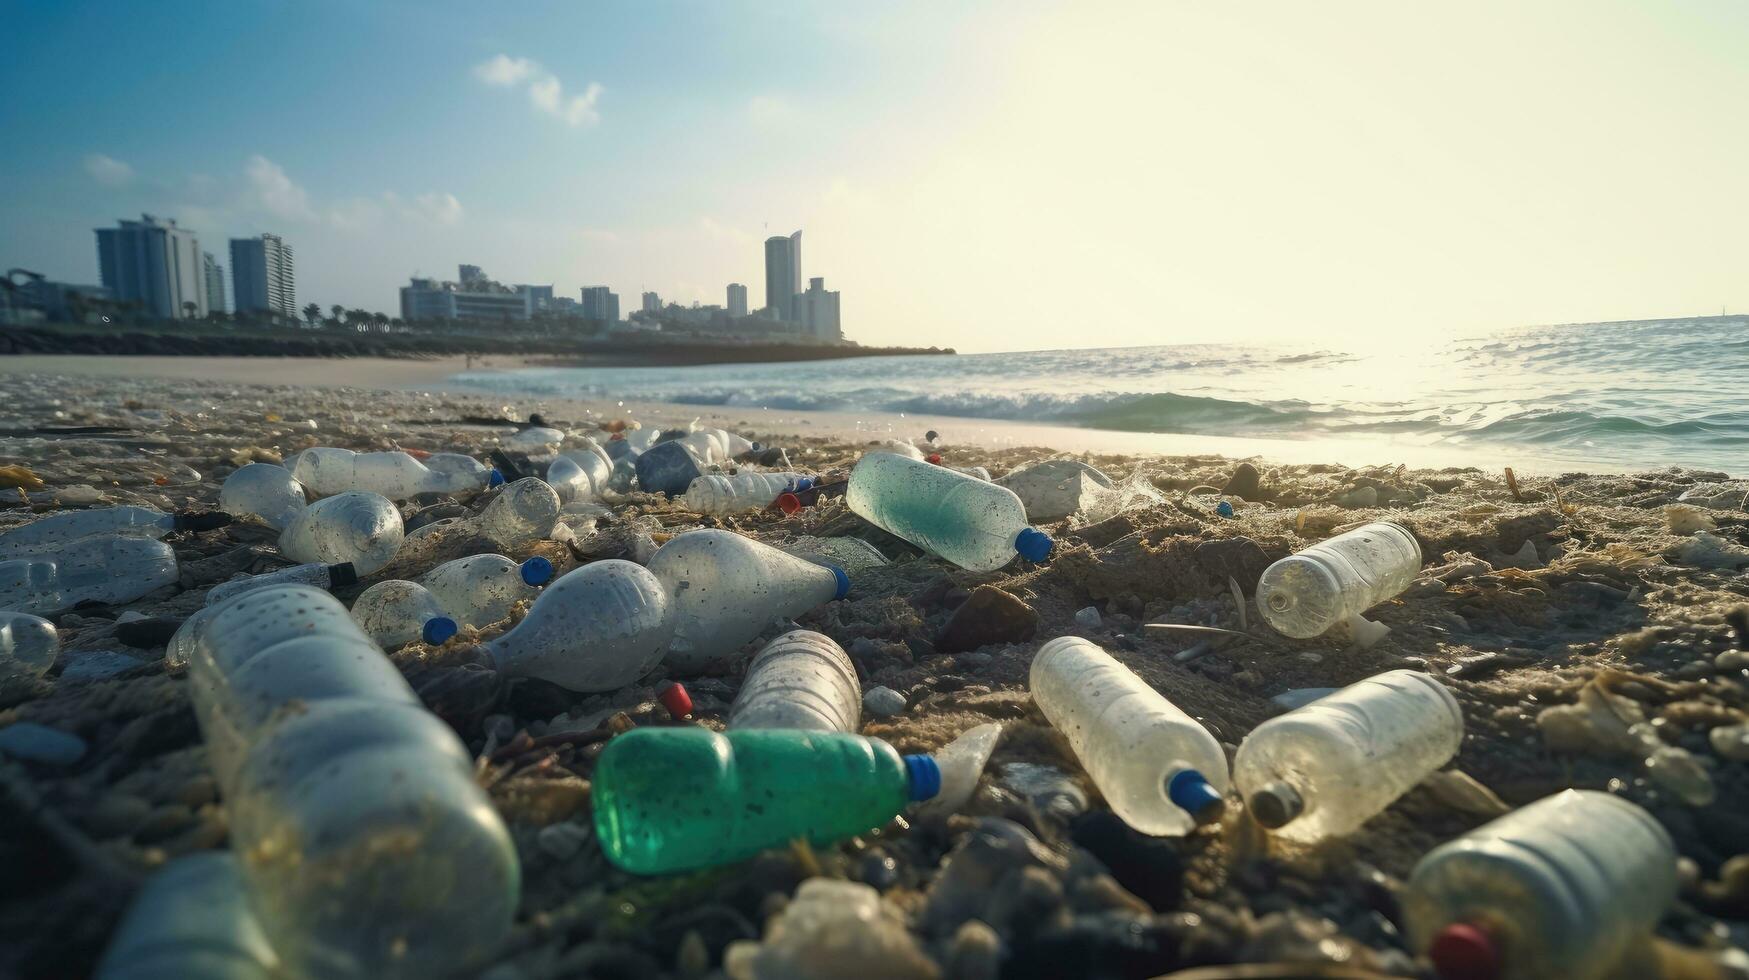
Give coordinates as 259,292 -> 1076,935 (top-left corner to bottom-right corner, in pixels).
303,302 -> 321,328
330,304 -> 345,324
371,311 -> 389,332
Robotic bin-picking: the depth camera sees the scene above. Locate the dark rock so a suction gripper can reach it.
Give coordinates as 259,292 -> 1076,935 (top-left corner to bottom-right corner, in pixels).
860,849 -> 900,890
1192,537 -> 1271,587
507,676 -> 577,719
1069,809 -> 1186,912
937,586 -> 1040,653
113,616 -> 183,650
1221,462 -> 1262,501
633,440 -> 706,497
924,818 -> 1068,935
1004,911 -> 1180,980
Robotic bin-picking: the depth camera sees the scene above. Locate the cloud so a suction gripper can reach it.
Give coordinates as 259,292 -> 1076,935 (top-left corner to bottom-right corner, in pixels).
747,95 -> 799,127
474,54 -> 603,127
473,54 -> 535,87
243,154 -> 316,221
84,153 -> 134,187
414,192 -> 464,225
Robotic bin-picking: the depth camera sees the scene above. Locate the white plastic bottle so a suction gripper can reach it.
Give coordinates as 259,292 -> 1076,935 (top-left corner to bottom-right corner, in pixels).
219,463 -> 308,530
848,452 -> 1054,572
1233,669 -> 1463,841
1403,789 -> 1677,980
419,554 -> 553,629
728,630 -> 861,732
547,454 -> 600,504
0,505 -> 226,559
276,491 -> 404,575
0,537 -> 179,614
647,528 -> 850,673
683,472 -> 810,515
96,851 -> 278,980
206,562 -> 358,606
350,580 -> 454,648
1256,521 -> 1422,638
177,586 -> 519,979
484,560 -> 675,692
475,477 -> 561,547
1,611 -> 58,680
1029,636 -> 1228,835
287,448 -> 495,499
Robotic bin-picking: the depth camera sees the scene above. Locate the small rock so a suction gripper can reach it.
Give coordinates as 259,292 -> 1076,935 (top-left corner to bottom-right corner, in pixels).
1068,809 -> 1185,911
860,849 -> 900,891
924,819 -> 1069,935
1716,650 -> 1749,672
945,920 -> 1002,980
1712,724 -> 1749,761
1336,486 -> 1378,508
0,722 -> 86,765
1270,688 -> 1337,711
1221,462 -> 1262,501
1073,606 -> 1102,629
537,821 -> 590,861
999,762 -> 1088,822
936,586 -> 1039,653
633,441 -> 707,497
864,686 -> 907,718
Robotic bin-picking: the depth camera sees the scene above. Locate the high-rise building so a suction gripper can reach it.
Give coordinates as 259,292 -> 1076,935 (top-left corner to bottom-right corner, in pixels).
400,276 -> 536,322
581,286 -> 620,323
95,214 -> 206,318
763,230 -> 801,321
518,284 -> 553,312
203,251 -> 226,315
726,283 -> 748,318
641,291 -> 661,314
230,233 -> 296,318
795,276 -> 842,343
458,264 -> 485,285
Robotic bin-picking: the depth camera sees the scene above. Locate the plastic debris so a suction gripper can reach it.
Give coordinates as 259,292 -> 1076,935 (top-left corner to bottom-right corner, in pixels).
96,852 -> 279,980
0,611 -> 58,680
485,560 -> 675,692
277,490 -> 404,575
219,462 -> 308,530
0,504 -> 227,559
206,562 -> 357,606
849,452 -> 1053,571
916,722 -> 1003,819
729,630 -> 861,732
0,465 -> 46,491
0,536 -> 178,613
723,878 -> 940,980
1256,521 -> 1422,639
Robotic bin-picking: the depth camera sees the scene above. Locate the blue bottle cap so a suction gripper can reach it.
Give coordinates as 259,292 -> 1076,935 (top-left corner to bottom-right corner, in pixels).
520,555 -> 555,586
1167,769 -> 1226,825
903,754 -> 941,802
1215,500 -> 1235,518
828,564 -> 850,600
793,477 -> 814,493
488,468 -> 506,488
422,617 -> 459,646
1014,527 -> 1054,562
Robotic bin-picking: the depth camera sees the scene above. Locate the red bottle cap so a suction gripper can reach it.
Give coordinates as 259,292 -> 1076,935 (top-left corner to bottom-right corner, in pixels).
925,453 -> 943,465
658,682 -> 693,719
775,492 -> 802,515
1428,922 -> 1501,980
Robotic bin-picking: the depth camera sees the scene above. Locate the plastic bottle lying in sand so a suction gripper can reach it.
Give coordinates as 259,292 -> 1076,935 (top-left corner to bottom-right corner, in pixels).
421,554 -> 553,628
547,452 -> 611,504
206,562 -> 358,606
95,851 -> 279,980
0,537 -> 179,614
505,425 -> 566,450
683,472 -> 811,515
219,462 -> 308,530
484,559 -> 674,692
847,452 -> 1054,572
449,477 -> 561,548
1,611 -> 58,680
1255,521 -> 1422,639
647,528 -> 850,673
288,448 -> 496,499
592,728 -> 939,874
177,585 -> 518,978
1233,669 -> 1463,841
1403,789 -> 1677,980
778,535 -> 890,573
276,491 -> 404,575
0,505 -> 228,559
728,630 -> 860,732
350,580 -> 454,648
1029,636 -> 1228,835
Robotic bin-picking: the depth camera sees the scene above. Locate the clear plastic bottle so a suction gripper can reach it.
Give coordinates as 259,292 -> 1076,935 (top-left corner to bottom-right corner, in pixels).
848,452 -> 1054,572
546,453 -> 603,504
1403,789 -> 1677,980
206,562 -> 358,606
475,477 -> 561,547
484,559 -> 675,692
0,537 -> 179,614
505,425 -> 566,450
1,611 -> 58,680
1233,669 -> 1463,841
95,851 -> 279,980
683,472 -> 810,515
219,463 -> 309,531
728,630 -> 861,732
288,448 -> 494,499
1029,636 -> 1228,835
779,536 -> 891,573
592,727 -> 939,874
350,580 -> 453,648
177,586 -> 519,979
647,528 -> 851,673
0,505 -> 227,559
420,553 -> 554,630
1256,521 -> 1422,639
276,491 -> 404,575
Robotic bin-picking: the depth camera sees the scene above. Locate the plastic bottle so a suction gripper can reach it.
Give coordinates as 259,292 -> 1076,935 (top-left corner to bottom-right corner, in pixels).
420,554 -> 554,630
1233,669 -> 1463,841
206,562 -> 358,606
848,452 -> 1054,572
287,448 -> 495,499
547,453 -> 604,504
0,537 -> 179,614
1403,789 -> 1677,980
350,580 -> 454,648
647,528 -> 851,673
475,477 -> 561,547
95,851 -> 279,980
219,462 -> 308,530
1,611 -> 58,680
0,505 -> 227,559
592,727 -> 939,874
505,425 -> 566,450
1256,521 -> 1422,639
779,536 -> 891,573
728,630 -> 860,732
177,586 -> 518,978
683,472 -> 811,515
484,559 -> 675,692
1029,636 -> 1228,835
276,491 -> 404,575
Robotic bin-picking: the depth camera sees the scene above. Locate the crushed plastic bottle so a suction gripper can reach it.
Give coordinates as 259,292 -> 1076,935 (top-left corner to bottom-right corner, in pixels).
647,528 -> 850,673
1,611 -> 58,680
1404,789 -> 1677,980
484,559 -> 675,692
848,452 -> 1053,572
95,851 -> 279,980
277,490 -> 404,575
1234,669 -> 1463,841
779,535 -> 891,573
177,586 -> 519,978
1029,636 -> 1228,835
287,447 -> 495,499
475,477 -> 561,547
219,462 -> 309,530
206,562 -> 358,606
592,727 -> 940,874
350,580 -> 454,648
728,630 -> 860,732
0,504 -> 228,559
420,553 -> 553,629
683,472 -> 811,515
0,536 -> 178,614
1256,521 -> 1422,639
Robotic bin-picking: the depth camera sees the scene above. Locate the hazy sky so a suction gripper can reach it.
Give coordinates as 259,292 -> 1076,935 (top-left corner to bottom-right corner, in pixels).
3,0 -> 1746,352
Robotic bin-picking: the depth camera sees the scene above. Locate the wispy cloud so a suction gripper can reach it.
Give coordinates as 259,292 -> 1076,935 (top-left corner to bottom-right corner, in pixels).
84,153 -> 133,187
244,154 -> 316,221
747,95 -> 799,127
473,54 -> 603,127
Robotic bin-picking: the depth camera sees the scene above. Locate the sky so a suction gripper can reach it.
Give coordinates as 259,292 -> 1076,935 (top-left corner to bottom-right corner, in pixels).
2,0 -> 1747,353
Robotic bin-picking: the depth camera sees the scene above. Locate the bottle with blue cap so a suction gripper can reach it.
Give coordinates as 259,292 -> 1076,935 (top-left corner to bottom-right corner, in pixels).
0,504 -> 229,559
1029,636 -> 1228,835
349,579 -> 457,648
592,727 -> 940,874
682,471 -> 812,515
483,559 -> 675,691
847,452 -> 1054,572
420,553 -> 554,631
646,528 -> 851,673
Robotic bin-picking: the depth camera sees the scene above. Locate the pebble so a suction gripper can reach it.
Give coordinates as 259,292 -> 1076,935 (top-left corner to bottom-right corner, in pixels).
946,920 -> 1002,980
1073,606 -> 1102,628
536,821 -> 590,861
864,686 -> 906,718
1710,724 -> 1749,761
1222,462 -> 1262,501
1337,486 -> 1378,508
859,849 -> 900,891
1717,650 -> 1749,672
936,585 -> 1039,653
0,722 -> 87,765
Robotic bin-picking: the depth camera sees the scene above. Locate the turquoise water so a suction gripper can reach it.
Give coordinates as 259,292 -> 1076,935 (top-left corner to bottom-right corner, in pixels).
449,317 -> 1747,474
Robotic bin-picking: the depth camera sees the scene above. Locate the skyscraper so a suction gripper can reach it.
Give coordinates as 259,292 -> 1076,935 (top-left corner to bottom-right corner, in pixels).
795,277 -> 842,343
641,291 -> 661,314
203,251 -> 226,315
95,214 -> 205,318
726,282 -> 748,318
230,233 -> 296,318
763,230 -> 801,321
581,286 -> 620,323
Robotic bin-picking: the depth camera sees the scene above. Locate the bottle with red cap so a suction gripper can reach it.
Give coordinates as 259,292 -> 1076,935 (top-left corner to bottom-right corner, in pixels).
682,472 -> 812,516
1403,789 -> 1678,980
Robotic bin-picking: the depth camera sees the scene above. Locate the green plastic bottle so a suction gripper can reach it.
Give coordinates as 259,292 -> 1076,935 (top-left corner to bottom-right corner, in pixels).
593,728 -> 941,874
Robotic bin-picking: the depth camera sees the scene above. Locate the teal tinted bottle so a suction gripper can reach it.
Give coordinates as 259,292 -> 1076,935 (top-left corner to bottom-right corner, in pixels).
593,728 -> 939,874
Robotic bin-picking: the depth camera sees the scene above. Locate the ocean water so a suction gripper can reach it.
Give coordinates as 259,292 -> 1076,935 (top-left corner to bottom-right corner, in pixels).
448,317 -> 1747,474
